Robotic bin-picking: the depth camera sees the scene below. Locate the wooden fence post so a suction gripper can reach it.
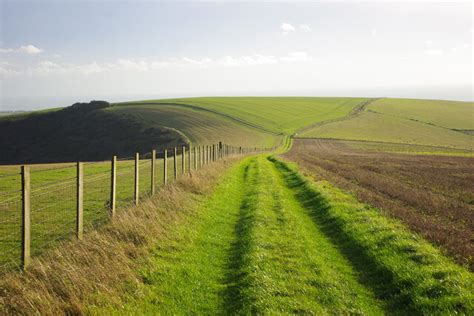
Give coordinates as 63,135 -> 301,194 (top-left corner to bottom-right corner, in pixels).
198,146 -> 202,168
110,156 -> 117,217
194,146 -> 197,170
76,162 -> 83,240
182,146 -> 186,174
21,166 -> 31,270
188,146 -> 192,174
164,149 -> 168,184
151,149 -> 156,195
196,146 -> 199,169
200,146 -> 202,167
134,153 -> 139,205
173,147 -> 178,180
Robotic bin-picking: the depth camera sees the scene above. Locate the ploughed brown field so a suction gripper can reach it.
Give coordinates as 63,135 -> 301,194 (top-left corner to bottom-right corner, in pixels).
284,139 -> 474,270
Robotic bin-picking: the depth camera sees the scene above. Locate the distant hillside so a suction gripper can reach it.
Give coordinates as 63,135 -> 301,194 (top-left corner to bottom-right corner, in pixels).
108,103 -> 279,148
299,98 -> 474,150
0,99 -> 281,165
0,101 -> 185,164
2,96 -> 471,165
125,97 -> 366,135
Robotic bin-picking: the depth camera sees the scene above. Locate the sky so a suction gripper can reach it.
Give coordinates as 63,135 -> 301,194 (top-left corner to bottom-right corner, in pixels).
0,0 -> 472,111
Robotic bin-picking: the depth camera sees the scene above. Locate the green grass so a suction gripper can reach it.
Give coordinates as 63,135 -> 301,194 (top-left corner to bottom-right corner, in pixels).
299,97 -> 474,151
91,155 -> 250,314
90,155 -> 474,314
120,97 -> 366,135
272,157 -> 474,314
368,98 -> 474,130
107,104 -> 278,148
0,153 -> 189,271
300,110 -> 473,150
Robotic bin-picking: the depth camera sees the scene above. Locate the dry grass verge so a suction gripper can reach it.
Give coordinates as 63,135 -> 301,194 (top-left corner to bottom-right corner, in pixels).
0,159 -> 237,315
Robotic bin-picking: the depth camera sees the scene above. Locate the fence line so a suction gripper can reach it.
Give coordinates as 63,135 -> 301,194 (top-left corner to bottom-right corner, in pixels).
0,142 -> 275,273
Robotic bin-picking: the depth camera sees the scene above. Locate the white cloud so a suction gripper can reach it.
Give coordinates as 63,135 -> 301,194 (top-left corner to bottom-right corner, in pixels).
218,54 -> 277,67
0,48 -> 14,53
1,52 -> 313,77
181,57 -> 213,66
76,62 -> 106,75
22,60 -> 109,76
299,24 -> 311,32
116,58 -> 148,71
0,61 -> 21,76
150,61 -> 171,70
32,61 -> 66,75
423,49 -> 444,56
280,22 -> 296,34
19,45 -> 43,54
0,44 -> 43,54
280,51 -> 312,63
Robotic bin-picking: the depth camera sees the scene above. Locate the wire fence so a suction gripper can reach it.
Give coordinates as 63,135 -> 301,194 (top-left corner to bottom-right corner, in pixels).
0,143 -> 274,274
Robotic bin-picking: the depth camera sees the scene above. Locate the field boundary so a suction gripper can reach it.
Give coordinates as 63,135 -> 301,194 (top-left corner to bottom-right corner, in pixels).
295,98 -> 380,136
293,136 -> 474,153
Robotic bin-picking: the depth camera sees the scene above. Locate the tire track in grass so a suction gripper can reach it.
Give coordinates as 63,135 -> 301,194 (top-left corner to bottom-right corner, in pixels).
230,156 -> 385,314
270,156 -> 474,314
222,159 -> 259,313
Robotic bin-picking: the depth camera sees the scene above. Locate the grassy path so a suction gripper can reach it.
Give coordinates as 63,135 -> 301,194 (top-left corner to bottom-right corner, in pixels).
92,155 -> 474,315
227,157 -> 383,314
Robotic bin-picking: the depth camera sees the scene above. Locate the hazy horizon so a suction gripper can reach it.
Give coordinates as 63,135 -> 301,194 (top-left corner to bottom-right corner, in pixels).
1,83 -> 473,112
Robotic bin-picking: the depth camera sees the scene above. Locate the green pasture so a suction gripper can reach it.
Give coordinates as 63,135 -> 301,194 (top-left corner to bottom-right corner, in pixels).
368,98 -> 474,130
300,111 -> 473,150
107,104 -> 279,148
0,151 -> 194,272
119,97 -> 366,135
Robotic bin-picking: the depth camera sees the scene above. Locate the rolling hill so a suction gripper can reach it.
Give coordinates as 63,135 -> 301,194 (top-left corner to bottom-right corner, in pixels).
120,97 -> 367,135
299,98 -> 473,151
106,104 -> 278,148
1,97 -> 472,165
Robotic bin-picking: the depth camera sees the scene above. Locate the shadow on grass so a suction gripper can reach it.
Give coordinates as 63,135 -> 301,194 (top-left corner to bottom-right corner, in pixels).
222,159 -> 259,314
268,157 -> 417,314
